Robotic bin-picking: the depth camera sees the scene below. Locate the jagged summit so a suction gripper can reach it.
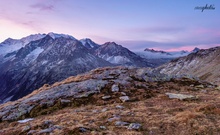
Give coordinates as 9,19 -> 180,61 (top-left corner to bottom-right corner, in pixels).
79,38 -> 100,49
95,42 -> 153,67
103,41 -> 118,45
47,32 -> 75,40
192,47 -> 200,53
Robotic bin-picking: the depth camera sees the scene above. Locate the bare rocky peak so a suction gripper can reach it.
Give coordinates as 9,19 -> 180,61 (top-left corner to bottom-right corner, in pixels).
95,42 -> 154,67
157,46 -> 220,85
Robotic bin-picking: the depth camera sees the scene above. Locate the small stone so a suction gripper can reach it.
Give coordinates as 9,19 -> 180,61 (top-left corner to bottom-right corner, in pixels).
38,128 -> 53,134
54,125 -> 62,130
27,130 -> 37,135
215,86 -> 220,90
101,108 -> 108,112
115,121 -> 129,126
60,99 -> 71,104
195,85 -> 204,89
207,85 -> 214,88
119,96 -> 130,102
42,120 -> 54,128
92,109 -> 99,113
112,84 -> 119,92
107,115 -> 121,122
79,127 -> 90,132
127,112 -> 135,116
201,90 -> 207,93
100,126 -> 107,130
22,125 -> 31,132
165,93 -> 196,100
116,105 -> 125,109
121,92 -> 126,96
102,95 -> 111,100
128,123 -> 142,130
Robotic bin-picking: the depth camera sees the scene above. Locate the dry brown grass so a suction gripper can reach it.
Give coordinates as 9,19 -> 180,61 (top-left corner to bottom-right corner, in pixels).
1,69 -> 220,134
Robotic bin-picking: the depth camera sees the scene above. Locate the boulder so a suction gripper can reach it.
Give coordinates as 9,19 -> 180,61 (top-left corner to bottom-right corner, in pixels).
165,93 -> 196,100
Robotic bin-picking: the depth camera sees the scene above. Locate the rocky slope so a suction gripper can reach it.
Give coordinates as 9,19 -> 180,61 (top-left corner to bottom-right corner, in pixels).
157,46 -> 220,85
0,66 -> 220,135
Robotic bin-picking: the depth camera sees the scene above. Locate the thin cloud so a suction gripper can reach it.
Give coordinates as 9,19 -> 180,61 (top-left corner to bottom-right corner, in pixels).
128,26 -> 185,34
118,39 -> 220,52
30,3 -> 54,11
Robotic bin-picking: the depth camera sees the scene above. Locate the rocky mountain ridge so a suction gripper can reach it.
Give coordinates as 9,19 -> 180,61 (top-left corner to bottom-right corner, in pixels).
0,66 -> 220,134
157,46 -> 220,85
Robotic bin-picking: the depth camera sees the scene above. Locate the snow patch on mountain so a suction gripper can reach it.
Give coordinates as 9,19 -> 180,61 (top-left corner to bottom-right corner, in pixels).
0,34 -> 46,56
48,32 -> 75,40
24,47 -> 44,64
106,56 -> 131,64
0,42 -> 23,56
20,34 -> 46,45
80,38 -> 100,49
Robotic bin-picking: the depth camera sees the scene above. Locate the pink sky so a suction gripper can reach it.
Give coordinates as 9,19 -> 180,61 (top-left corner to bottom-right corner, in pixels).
0,0 -> 220,51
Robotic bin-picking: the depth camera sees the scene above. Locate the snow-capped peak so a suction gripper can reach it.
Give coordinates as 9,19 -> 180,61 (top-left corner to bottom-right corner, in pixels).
0,38 -> 19,46
47,32 -> 75,40
20,34 -> 46,45
0,34 -> 46,56
80,38 -> 100,49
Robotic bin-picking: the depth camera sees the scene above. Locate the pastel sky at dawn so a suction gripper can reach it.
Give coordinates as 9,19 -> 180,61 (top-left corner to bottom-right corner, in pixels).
0,0 -> 220,51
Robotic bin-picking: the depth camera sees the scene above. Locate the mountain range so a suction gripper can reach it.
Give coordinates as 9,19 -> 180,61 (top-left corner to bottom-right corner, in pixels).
0,33 -> 155,103
0,32 -> 220,134
0,32 -> 217,104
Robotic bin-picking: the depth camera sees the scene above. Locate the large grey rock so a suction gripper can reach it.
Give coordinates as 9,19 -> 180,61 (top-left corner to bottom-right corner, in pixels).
0,79 -> 108,122
165,93 -> 196,100
18,118 -> 34,123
